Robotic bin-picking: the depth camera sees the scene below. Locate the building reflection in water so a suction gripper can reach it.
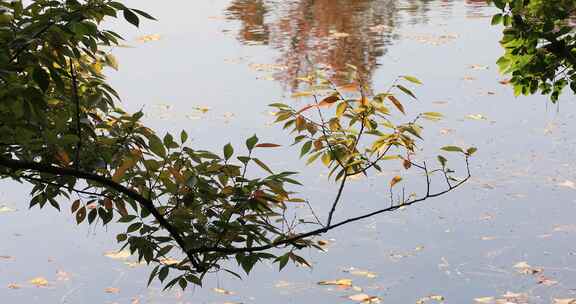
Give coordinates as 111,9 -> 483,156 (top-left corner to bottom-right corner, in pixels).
225,0 -> 489,91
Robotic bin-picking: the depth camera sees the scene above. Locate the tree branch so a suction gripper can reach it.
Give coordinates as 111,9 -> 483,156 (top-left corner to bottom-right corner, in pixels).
0,157 -> 203,270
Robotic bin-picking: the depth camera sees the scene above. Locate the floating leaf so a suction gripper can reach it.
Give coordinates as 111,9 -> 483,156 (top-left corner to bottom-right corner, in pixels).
317,279 -> 352,287
465,114 -> 487,120
29,277 -> 49,287
7,283 -> 21,289
212,287 -> 235,295
348,293 -> 381,303
474,297 -> 495,303
104,287 -> 120,293
553,299 -> 576,304
104,250 -> 131,260
0,206 -> 15,213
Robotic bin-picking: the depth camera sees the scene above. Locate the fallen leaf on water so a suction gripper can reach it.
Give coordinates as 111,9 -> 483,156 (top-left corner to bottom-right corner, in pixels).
481,236 -> 497,241
474,297 -> 495,303
195,106 -> 211,113
213,287 -> 235,295
553,224 -> 576,232
499,79 -> 511,85
29,277 -> 49,287
553,299 -> 576,304
343,268 -> 377,279
463,76 -> 476,81
104,287 -> 120,294
416,295 -> 445,304
0,206 -> 15,213
469,64 -> 489,70
7,283 -> 21,289
56,270 -> 70,281
513,261 -> 542,275
104,250 -> 131,260
318,279 -> 353,287
348,293 -> 381,303
0,255 -> 14,261
136,34 -> 161,43
537,275 -> 558,286
558,180 -> 576,190
466,114 -> 487,120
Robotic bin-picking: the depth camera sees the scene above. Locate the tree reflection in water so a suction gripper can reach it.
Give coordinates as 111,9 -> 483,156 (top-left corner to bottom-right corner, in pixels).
225,0 -> 488,91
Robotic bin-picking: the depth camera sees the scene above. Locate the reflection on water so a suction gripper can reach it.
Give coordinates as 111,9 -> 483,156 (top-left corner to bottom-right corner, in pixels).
225,0 -> 490,91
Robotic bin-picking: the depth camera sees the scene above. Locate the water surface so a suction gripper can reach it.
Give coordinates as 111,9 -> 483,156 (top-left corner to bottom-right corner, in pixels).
2,1 -> 576,303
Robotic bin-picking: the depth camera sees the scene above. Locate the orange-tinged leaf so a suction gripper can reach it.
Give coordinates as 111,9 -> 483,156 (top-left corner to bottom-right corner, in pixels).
255,143 -> 281,148
338,83 -> 357,92
104,287 -> 120,293
318,94 -> 339,108
390,176 -> 402,187
295,104 -> 314,115
387,95 -> 405,114
56,149 -> 71,165
112,158 -> 137,182
168,167 -> 185,184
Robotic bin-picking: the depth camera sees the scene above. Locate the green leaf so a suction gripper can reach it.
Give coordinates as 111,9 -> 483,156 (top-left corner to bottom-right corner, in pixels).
466,147 -> 478,155
180,130 -> 188,143
32,67 -> 50,92
396,84 -> 417,99
253,158 -> 273,174
223,143 -> 234,160
131,8 -> 156,20
123,9 -> 140,27
401,75 -> 422,85
491,13 -> 503,25
246,134 -> 259,151
106,53 -> 119,70
441,146 -> 464,153
148,135 -> 166,157
148,265 -> 160,286
437,155 -> 447,167
300,141 -> 312,158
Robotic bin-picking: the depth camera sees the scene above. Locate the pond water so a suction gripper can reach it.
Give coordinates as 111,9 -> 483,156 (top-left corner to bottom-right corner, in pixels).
2,0 -> 576,303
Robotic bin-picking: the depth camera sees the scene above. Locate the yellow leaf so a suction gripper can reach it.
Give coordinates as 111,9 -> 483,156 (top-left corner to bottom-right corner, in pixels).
212,287 -> 235,295
474,297 -> 494,303
317,278 -> 352,287
136,34 -> 161,43
29,277 -> 49,287
104,250 -> 131,260
390,176 -> 402,187
291,91 -> 314,98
